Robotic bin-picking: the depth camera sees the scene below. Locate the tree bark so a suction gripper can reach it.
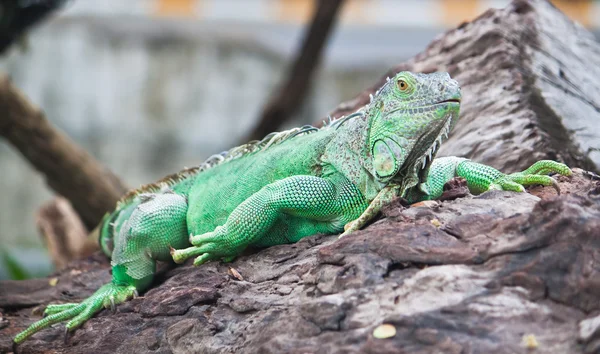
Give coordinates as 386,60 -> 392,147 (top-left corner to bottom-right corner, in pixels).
246,0 -> 345,141
0,75 -> 128,229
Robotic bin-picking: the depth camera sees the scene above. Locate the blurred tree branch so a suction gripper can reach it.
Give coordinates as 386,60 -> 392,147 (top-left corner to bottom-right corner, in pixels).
0,0 -> 69,54
246,0 -> 346,141
0,74 -> 127,230
37,197 -> 98,269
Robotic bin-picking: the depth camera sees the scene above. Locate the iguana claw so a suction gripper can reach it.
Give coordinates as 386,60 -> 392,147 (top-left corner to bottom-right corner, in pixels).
551,178 -> 561,195
63,327 -> 70,344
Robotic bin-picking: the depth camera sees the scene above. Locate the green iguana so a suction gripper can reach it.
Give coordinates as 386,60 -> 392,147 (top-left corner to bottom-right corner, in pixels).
14,71 -> 571,344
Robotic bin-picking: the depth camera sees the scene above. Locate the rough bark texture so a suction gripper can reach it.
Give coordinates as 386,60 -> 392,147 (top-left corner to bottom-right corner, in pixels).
2,1 -> 600,353
0,75 -> 128,229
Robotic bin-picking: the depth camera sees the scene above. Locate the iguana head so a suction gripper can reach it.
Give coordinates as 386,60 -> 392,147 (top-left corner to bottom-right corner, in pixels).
367,71 -> 461,185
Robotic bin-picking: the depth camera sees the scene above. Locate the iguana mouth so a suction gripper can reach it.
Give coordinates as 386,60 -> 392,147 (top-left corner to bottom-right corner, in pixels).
437,98 -> 461,104
385,98 -> 461,116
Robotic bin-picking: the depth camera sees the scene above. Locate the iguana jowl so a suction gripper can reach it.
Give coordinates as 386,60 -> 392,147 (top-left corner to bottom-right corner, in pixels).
14,71 -> 571,344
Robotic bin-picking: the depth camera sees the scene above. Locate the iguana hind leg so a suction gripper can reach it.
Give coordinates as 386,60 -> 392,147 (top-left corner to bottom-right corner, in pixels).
172,175 -> 367,265
14,193 -> 190,344
14,283 -> 138,344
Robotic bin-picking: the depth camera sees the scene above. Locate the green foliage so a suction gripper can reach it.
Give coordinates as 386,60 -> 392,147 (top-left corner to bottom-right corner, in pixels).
1,250 -> 30,280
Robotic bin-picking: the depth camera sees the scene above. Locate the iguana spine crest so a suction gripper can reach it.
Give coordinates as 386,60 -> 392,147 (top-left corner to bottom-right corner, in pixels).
116,111 -> 364,208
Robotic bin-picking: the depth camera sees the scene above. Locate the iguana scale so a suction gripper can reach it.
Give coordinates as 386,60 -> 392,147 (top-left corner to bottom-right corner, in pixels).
14,71 -> 571,344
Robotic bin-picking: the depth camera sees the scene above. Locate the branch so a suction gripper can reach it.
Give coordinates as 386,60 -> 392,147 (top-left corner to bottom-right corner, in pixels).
246,0 -> 345,141
0,0 -> 69,54
0,74 -> 127,229
37,197 -> 97,269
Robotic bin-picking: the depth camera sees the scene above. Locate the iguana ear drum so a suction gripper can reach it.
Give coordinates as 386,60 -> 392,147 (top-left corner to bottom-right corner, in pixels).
373,137 -> 407,179
373,140 -> 393,178
373,139 -> 396,178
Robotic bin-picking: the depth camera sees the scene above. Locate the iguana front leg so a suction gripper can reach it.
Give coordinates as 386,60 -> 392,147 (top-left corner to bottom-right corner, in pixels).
339,185 -> 399,238
406,157 -> 572,203
171,175 -> 367,265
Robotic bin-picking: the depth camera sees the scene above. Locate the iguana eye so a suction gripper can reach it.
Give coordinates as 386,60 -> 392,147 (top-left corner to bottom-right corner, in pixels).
397,79 -> 409,91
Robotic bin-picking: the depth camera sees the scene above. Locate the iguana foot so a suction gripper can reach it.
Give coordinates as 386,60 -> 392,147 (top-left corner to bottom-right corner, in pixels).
502,160 -> 572,194
171,226 -> 238,266
458,160 -> 571,195
14,283 -> 137,344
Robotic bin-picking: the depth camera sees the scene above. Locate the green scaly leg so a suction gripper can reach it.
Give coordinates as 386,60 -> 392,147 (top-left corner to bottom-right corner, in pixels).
339,184 -> 399,238
456,159 -> 571,194
407,157 -> 572,203
14,283 -> 137,344
172,175 -> 367,265
15,193 -> 190,344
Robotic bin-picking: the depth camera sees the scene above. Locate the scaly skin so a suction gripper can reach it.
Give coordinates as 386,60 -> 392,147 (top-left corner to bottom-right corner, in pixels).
14,71 -> 572,344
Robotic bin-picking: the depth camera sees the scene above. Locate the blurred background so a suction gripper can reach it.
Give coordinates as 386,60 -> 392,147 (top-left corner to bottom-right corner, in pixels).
0,0 -> 597,279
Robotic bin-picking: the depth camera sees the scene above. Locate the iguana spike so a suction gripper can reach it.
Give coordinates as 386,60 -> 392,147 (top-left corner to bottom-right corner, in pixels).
138,194 -> 155,203
290,125 -> 319,138
332,111 -> 365,130
114,111 -> 359,208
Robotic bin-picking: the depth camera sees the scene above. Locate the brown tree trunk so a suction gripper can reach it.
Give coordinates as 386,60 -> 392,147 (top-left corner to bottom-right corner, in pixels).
0,75 -> 128,229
